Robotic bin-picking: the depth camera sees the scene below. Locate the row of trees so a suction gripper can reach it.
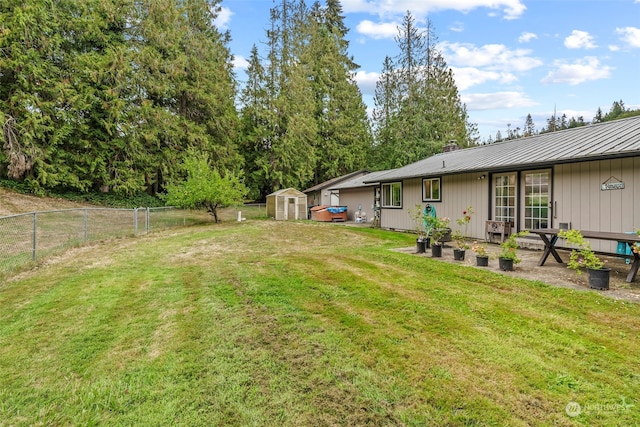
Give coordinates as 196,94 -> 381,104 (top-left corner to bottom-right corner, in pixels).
1,0 -> 478,201
1,0 -> 240,196
487,100 -> 640,143
371,13 -> 478,169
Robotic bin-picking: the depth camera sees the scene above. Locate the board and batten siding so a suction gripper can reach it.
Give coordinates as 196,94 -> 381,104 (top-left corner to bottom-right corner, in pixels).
380,172 -> 490,240
554,157 -> 640,252
336,187 -> 375,221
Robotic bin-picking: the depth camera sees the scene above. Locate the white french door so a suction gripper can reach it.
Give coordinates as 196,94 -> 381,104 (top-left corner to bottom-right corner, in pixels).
493,173 -> 517,228
521,169 -> 551,230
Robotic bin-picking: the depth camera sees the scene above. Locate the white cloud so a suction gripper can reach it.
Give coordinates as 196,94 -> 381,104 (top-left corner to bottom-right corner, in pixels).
564,30 -> 597,49
541,57 -> 613,85
462,91 -> 538,111
213,6 -> 232,30
608,45 -> 620,52
616,26 -> 640,48
354,70 -> 379,96
449,21 -> 464,33
442,42 -> 543,72
518,32 -> 537,43
450,67 -> 517,91
356,20 -> 398,39
232,55 -> 249,71
342,0 -> 526,20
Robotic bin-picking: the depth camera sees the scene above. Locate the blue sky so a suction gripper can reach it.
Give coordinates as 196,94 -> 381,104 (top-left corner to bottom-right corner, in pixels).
217,0 -> 640,140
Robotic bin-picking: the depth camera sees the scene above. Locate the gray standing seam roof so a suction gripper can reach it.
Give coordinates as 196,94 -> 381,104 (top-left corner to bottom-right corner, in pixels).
328,170 -> 396,190
368,116 -> 640,183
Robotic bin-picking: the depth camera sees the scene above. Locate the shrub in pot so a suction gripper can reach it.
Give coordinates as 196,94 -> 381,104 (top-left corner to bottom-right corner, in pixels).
408,204 -> 429,253
452,206 -> 474,261
496,231 -> 529,271
425,215 -> 451,257
558,229 -> 610,290
471,241 -> 489,266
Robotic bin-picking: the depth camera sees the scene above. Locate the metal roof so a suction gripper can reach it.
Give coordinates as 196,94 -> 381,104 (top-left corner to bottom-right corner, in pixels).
302,169 -> 370,193
328,170 -> 396,190
368,115 -> 640,183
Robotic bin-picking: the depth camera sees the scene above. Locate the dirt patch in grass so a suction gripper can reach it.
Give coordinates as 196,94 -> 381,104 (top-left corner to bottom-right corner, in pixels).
0,188 -> 92,216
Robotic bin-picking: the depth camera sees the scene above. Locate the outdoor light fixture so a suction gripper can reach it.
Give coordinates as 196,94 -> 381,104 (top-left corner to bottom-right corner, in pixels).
477,174 -> 486,180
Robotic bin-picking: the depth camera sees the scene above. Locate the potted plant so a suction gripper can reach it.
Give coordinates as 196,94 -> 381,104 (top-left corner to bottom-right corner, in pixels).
452,206 -> 474,261
409,204 -> 429,253
425,215 -> 450,257
471,241 -> 489,266
632,229 -> 640,256
558,229 -> 610,290
497,230 -> 529,271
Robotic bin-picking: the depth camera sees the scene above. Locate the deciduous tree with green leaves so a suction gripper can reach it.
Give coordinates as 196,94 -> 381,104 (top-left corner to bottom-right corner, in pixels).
163,151 -> 248,223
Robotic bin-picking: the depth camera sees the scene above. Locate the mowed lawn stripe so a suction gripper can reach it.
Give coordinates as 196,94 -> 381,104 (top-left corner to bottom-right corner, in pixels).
1,221 -> 639,426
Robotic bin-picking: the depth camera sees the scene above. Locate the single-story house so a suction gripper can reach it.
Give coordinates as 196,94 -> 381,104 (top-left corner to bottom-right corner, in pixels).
303,170 -> 370,208
365,115 -> 640,252
266,188 -> 308,221
327,170 -> 393,222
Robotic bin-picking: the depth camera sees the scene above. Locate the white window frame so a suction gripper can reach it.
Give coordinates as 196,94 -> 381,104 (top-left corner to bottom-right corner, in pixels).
381,182 -> 402,208
493,173 -> 517,226
422,177 -> 441,201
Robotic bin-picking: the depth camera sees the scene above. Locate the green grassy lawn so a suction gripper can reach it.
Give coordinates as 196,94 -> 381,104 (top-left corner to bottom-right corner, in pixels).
1,220 -> 639,426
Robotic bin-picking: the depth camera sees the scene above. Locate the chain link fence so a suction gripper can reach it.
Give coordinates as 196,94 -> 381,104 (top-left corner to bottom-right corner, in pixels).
0,207 -> 211,274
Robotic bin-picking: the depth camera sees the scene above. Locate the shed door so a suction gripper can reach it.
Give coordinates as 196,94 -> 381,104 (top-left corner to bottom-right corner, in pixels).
286,197 -> 298,220
521,169 -> 551,229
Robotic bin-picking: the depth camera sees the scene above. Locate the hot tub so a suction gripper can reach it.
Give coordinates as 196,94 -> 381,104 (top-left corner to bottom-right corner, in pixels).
310,205 -> 348,222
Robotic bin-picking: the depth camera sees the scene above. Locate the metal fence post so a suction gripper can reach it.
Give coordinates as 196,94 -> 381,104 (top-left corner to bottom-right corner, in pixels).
84,208 -> 88,243
134,208 -> 138,235
32,212 -> 37,261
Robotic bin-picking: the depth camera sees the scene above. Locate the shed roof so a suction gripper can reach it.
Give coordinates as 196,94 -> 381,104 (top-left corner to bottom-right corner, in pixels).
267,188 -> 306,197
369,115 -> 640,183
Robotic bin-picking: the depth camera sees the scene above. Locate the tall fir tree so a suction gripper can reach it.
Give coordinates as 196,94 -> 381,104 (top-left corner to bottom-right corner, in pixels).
239,45 -> 272,200
371,11 -> 475,170
132,0 -> 240,194
306,0 -> 372,184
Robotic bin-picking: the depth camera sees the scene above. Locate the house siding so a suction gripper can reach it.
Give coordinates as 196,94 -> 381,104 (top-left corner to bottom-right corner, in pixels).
380,172 -> 490,239
554,157 -> 639,251
379,157 -> 639,250
337,187 -> 375,221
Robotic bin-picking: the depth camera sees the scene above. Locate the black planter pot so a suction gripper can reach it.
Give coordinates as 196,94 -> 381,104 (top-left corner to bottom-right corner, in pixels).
476,255 -> 489,267
588,267 -> 611,290
453,249 -> 465,261
498,257 -> 514,271
431,244 -> 443,257
416,239 -> 426,254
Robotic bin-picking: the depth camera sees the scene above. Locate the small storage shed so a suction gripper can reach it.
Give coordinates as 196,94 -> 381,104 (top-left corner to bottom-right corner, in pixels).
266,188 -> 308,220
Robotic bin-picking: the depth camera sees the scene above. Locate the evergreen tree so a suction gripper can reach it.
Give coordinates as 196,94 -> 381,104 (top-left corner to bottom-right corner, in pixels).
306,0 -> 372,184
370,56 -> 400,168
593,107 -> 604,123
523,114 -> 536,137
239,45 -> 272,200
132,0 -> 240,194
1,0 -> 238,195
255,0 -> 318,194
371,11 -> 474,169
